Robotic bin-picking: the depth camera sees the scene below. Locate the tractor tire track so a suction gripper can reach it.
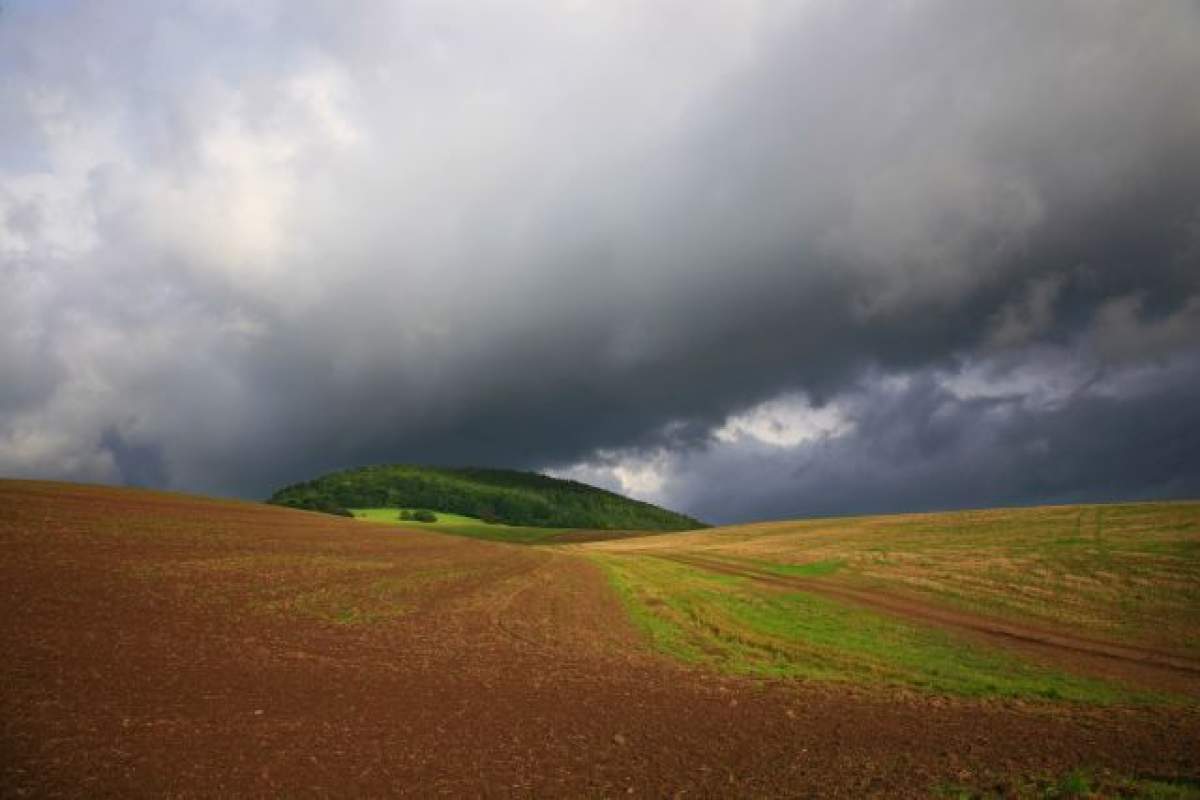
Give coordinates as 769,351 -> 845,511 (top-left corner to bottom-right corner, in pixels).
653,552 -> 1200,692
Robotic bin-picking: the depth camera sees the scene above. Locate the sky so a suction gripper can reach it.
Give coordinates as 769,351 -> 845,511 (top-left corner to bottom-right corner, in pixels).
2,0 -> 1199,524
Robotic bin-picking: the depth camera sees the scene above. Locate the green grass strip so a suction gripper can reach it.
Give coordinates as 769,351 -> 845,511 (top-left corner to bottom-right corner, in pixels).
593,553 -> 1164,704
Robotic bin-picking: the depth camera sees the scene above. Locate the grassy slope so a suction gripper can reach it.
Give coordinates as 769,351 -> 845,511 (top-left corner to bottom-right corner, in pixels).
937,769 -> 1200,800
269,465 -> 705,531
595,555 -> 1145,703
592,502 -> 1200,656
588,501 -> 1200,703
351,507 -> 570,544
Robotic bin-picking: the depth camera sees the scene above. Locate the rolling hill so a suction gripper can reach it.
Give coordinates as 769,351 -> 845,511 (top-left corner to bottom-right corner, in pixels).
3,480 -> 1198,796
267,464 -> 706,531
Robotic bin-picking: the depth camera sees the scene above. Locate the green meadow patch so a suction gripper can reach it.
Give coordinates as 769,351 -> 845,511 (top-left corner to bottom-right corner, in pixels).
591,501 -> 1200,658
936,768 -> 1200,799
351,507 -> 570,544
595,554 -> 1159,704
758,558 -> 846,577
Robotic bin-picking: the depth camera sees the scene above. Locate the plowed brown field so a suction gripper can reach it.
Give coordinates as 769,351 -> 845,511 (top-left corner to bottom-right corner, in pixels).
2,480 -> 1198,798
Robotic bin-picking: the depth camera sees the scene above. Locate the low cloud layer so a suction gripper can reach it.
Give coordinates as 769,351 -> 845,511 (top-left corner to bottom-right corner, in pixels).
3,1 -> 1199,520
560,349 -> 1200,523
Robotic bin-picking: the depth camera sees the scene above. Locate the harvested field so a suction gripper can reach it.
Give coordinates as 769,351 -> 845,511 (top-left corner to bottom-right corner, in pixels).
588,503 -> 1200,658
2,480 -> 1199,797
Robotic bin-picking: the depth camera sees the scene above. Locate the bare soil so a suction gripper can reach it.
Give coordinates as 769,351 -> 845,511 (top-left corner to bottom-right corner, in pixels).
2,480 -> 1198,798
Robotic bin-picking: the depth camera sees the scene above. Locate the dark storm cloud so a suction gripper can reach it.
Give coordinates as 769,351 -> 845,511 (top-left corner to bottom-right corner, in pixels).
2,1 -> 1199,518
99,427 -> 168,489
638,353 -> 1200,524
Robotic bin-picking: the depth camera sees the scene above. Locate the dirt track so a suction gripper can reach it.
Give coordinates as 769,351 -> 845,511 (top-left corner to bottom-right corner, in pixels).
651,552 -> 1200,696
2,480 -> 1198,797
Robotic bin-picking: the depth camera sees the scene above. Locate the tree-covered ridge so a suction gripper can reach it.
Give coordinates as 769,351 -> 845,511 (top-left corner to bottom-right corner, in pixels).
267,465 -> 707,531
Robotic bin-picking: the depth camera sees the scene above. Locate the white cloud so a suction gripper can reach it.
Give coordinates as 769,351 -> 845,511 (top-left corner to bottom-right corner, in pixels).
549,447 -> 672,504
715,394 -> 853,447
939,351 -> 1092,410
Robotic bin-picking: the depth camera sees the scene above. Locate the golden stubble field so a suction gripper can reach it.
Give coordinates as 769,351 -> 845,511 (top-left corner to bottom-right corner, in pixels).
588,503 -> 1200,656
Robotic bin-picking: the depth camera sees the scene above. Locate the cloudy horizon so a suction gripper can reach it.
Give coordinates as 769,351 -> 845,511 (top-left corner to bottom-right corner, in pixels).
3,0 -> 1199,523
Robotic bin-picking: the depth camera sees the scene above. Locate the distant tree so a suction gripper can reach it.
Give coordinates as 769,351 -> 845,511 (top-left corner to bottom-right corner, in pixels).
399,510 -> 415,521
477,506 -> 500,524
412,509 -> 437,523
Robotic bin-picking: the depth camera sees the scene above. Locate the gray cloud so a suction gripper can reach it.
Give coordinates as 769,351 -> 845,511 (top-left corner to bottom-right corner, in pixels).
2,1 -> 1198,518
594,351 -> 1200,524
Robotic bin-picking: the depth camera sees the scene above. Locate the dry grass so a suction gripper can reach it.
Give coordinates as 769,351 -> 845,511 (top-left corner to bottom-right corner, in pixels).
589,502 -> 1200,656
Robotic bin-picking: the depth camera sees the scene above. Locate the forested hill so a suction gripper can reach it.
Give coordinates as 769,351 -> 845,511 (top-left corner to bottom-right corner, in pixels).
267,465 -> 707,531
